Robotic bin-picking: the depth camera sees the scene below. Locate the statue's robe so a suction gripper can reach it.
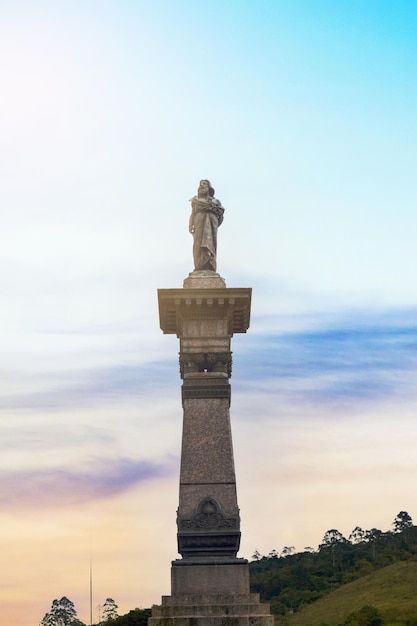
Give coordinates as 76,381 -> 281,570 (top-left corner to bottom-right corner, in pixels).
190,197 -> 224,271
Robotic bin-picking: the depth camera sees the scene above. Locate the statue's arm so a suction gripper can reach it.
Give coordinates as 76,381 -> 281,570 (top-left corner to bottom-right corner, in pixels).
213,199 -> 224,226
189,198 -> 196,234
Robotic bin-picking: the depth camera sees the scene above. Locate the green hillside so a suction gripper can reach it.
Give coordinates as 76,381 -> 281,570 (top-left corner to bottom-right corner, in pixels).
249,514 -> 417,625
288,560 -> 417,625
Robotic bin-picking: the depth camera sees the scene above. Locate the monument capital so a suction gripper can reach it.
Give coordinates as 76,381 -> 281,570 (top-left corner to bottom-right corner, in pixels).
158,287 -> 252,337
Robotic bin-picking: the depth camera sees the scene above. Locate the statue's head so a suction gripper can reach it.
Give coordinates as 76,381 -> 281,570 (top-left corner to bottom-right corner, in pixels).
198,179 -> 215,197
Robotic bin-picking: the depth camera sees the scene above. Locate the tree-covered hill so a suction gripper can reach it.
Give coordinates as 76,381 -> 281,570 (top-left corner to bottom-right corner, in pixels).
249,512 -> 417,623
287,560 -> 417,626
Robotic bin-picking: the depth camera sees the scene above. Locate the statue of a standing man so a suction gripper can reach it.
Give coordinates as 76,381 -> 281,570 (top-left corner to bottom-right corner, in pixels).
189,180 -> 224,272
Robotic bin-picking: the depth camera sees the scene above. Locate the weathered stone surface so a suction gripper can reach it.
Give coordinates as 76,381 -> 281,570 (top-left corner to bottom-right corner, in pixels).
158,287 -> 251,337
149,590 -> 275,626
181,377 -> 231,403
184,270 -> 226,289
156,593 -> 267,607
171,558 -> 249,594
154,257 -> 273,626
178,393 -> 240,558
180,397 -> 236,485
188,181 -> 224,272
180,356 -> 232,378
178,485 -> 239,522
177,497 -> 240,558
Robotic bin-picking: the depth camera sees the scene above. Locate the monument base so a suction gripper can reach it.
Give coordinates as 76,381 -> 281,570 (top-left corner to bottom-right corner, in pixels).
149,559 -> 274,626
149,593 -> 274,626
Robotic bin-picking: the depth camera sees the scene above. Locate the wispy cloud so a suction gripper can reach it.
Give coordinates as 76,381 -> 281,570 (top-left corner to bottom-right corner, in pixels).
0,361 -> 177,411
234,307 -> 417,409
0,457 -> 170,509
3,307 -> 415,417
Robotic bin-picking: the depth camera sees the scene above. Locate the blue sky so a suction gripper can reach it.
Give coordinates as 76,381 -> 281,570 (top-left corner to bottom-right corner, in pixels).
1,2 -> 417,625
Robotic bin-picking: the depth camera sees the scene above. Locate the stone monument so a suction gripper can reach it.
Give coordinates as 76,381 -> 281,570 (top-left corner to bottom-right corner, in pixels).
150,181 -> 273,626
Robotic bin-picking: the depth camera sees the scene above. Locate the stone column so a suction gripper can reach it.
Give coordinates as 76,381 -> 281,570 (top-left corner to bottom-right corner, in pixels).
151,270 -> 273,626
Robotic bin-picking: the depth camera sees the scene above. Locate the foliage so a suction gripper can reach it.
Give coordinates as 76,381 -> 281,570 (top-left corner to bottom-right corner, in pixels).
40,596 -> 85,626
344,605 -> 384,626
250,512 -> 417,623
108,607 -> 151,626
393,512 -> 413,534
102,598 -> 119,622
286,560 -> 417,625
349,527 -> 366,545
320,529 -> 348,548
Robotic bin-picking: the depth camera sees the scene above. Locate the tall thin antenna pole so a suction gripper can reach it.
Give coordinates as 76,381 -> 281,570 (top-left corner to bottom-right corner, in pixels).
90,529 -> 93,626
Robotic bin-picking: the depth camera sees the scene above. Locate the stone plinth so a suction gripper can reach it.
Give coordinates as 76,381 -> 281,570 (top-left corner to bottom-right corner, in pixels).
183,270 -> 226,289
153,271 -> 273,626
149,593 -> 274,626
171,558 -> 250,595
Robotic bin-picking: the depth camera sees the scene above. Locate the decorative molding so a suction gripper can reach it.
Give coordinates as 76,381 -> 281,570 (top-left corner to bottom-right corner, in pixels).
181,375 -> 231,403
178,497 -> 239,530
157,287 -> 252,335
179,352 -> 232,378
181,386 -> 231,403
177,498 -> 241,557
177,533 -> 241,557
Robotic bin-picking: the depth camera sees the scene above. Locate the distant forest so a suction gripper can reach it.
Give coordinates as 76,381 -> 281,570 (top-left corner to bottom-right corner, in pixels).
249,511 -> 415,617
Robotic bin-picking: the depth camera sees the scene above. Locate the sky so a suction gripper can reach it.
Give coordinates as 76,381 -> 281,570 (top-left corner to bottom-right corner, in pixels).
1,1 -> 417,624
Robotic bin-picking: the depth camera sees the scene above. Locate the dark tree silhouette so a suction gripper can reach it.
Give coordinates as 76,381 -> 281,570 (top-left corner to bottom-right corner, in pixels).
392,511 -> 413,533
40,596 -> 84,626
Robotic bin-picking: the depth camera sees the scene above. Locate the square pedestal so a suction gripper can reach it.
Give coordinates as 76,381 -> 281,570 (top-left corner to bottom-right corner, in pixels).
149,558 -> 274,626
171,558 -> 249,595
